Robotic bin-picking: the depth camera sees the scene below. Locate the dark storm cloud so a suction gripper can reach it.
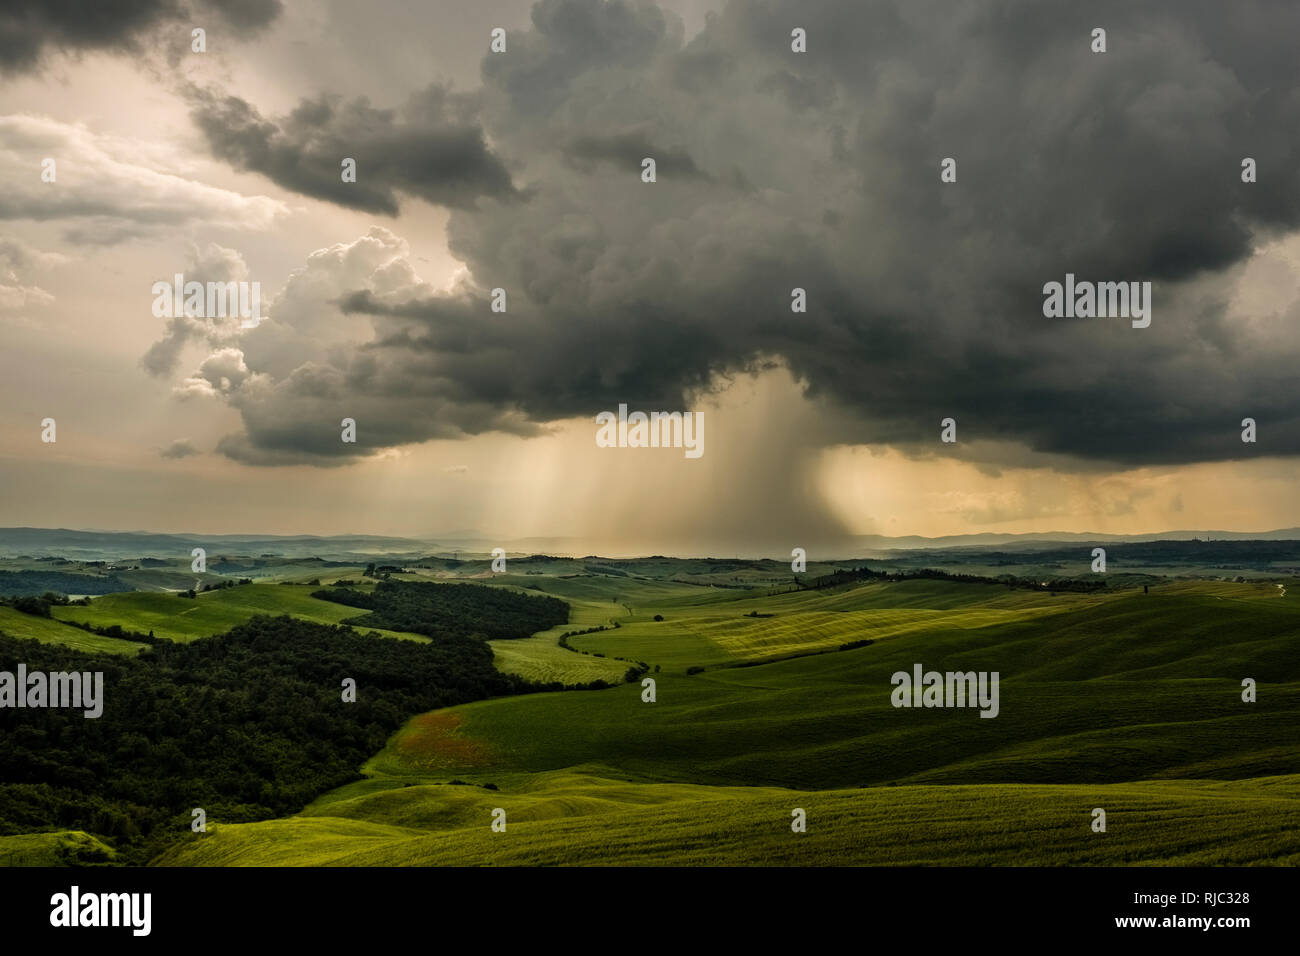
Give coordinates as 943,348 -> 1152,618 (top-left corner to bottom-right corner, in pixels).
341,285 -> 726,412
213,346 -> 550,467
481,0 -> 676,114
186,85 -> 520,214
202,0 -> 1300,468
0,0 -> 281,74
563,129 -> 716,182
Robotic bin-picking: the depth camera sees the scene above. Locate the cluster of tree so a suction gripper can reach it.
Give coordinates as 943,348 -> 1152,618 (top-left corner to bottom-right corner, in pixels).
1021,577 -> 1109,593
1,591 -> 99,618
0,571 -> 131,599
795,565 -> 1109,593
975,539 -> 1300,571
407,557 -> 470,571
0,614 -> 533,864
61,618 -> 158,644
198,579 -> 252,593
211,561 -> 261,574
533,677 -> 614,691
557,623 -> 626,664
668,578 -> 749,589
558,624 -> 612,648
585,564 -> 630,578
313,580 -> 568,641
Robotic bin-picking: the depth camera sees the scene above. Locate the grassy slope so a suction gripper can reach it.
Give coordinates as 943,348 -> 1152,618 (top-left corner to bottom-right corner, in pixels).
486,574 -> 1100,680
156,578 -> 1300,866
352,582 -> 1298,790
486,583 -> 629,683
568,578 -> 1101,671
155,772 -> 1300,867
0,830 -> 118,866
49,584 -> 430,644
0,606 -> 144,655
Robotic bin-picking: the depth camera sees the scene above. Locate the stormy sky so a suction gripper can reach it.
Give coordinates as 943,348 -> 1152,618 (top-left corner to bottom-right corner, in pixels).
2,0 -> 1300,554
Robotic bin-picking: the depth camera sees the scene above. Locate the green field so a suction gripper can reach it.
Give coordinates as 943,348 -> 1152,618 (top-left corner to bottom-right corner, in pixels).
567,578 -> 1105,671
487,586 -> 630,683
488,633 -> 630,684
155,771 -> 1300,867
4,558 -> 1295,867
49,583 -> 430,645
0,830 -> 118,867
339,581 -> 1300,789
0,606 -> 143,655
490,573 -> 1107,679
145,573 -> 1299,866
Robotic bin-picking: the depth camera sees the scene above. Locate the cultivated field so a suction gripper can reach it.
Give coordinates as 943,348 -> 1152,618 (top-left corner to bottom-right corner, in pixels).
49,583 -> 429,644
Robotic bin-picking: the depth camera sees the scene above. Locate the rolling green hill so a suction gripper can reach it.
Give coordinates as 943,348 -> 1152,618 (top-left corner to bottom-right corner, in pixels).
153,576 -> 1300,866
486,574 -> 1109,679
488,589 -> 631,683
0,606 -> 143,655
155,771 -> 1300,867
49,584 -> 430,644
4,560 -> 1294,867
352,583 -> 1300,790
0,830 -> 117,866
477,575 -> 1114,673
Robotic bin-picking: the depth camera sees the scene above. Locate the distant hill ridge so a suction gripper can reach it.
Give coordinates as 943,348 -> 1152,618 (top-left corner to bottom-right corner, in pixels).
3,526 -> 1300,559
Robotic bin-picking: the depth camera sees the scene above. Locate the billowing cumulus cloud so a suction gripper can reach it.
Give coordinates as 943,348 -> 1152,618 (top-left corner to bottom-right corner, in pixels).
171,228 -> 544,465
185,0 -> 1300,470
175,346 -> 252,400
141,241 -> 253,376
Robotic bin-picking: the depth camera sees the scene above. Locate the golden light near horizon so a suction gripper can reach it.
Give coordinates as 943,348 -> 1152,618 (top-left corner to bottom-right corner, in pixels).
818,445 -> 1300,540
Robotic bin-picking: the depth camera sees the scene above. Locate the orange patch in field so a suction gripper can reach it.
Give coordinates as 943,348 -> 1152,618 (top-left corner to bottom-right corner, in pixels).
394,711 -> 492,770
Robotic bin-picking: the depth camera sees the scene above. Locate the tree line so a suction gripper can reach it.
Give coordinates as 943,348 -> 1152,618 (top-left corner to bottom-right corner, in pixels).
312,579 -> 568,641
0,613 -> 534,864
